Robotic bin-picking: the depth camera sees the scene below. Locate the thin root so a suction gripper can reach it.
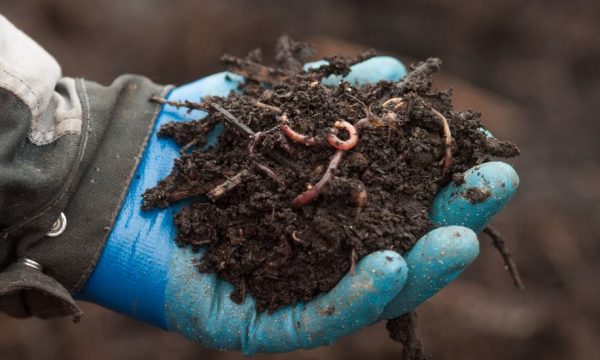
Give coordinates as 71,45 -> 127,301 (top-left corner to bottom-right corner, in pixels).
387,311 -> 426,360
278,114 -> 320,146
210,103 -> 255,137
327,120 -> 359,150
179,138 -> 199,154
291,231 -> 307,245
255,101 -> 282,113
483,225 -> 525,291
292,150 -> 344,208
431,107 -> 453,174
207,170 -> 249,201
253,162 -> 284,186
350,248 -> 358,275
149,96 -> 206,112
382,97 -> 406,109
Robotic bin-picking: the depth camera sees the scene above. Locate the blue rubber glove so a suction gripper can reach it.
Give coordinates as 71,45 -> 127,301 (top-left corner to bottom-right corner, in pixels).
76,57 -> 519,354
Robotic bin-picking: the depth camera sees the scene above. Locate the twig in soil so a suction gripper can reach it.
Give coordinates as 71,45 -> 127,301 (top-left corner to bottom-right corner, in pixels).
253,162 -> 284,186
350,247 -> 358,275
221,54 -> 290,84
483,226 -> 525,291
343,91 -> 368,110
210,103 -> 255,137
149,96 -> 207,112
291,150 -> 344,208
150,95 -> 259,141
291,231 -> 307,245
382,97 -> 406,109
207,170 -> 250,201
247,126 -> 279,157
326,120 -> 359,150
278,114 -> 320,146
344,92 -> 382,129
255,101 -> 282,113
387,311 -> 426,360
179,138 -> 199,154
430,107 -> 453,174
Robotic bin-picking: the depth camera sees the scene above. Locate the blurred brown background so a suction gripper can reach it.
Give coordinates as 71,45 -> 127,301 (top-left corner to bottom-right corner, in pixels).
1,0 -> 599,359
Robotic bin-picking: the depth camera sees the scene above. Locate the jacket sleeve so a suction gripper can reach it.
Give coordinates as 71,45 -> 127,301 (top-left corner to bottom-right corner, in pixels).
0,14 -> 171,320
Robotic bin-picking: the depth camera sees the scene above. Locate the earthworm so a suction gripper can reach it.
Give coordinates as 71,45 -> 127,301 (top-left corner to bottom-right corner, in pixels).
431,107 -> 453,174
326,120 -> 359,150
291,150 -> 343,208
278,114 -> 319,146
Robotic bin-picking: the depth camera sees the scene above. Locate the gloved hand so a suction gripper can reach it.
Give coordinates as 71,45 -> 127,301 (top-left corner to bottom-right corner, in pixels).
76,56 -> 519,354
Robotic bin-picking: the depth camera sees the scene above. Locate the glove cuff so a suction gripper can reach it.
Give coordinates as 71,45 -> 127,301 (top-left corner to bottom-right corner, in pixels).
11,76 -> 169,319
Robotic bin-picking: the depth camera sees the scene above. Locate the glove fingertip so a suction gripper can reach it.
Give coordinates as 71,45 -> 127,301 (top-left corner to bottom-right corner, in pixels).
416,226 -> 479,275
431,161 -> 519,233
356,250 -> 408,294
305,56 -> 407,86
343,56 -> 407,85
380,226 -> 478,319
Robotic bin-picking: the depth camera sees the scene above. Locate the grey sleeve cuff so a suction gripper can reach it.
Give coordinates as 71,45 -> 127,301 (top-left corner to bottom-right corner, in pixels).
0,12 -> 170,321
21,76 -> 170,317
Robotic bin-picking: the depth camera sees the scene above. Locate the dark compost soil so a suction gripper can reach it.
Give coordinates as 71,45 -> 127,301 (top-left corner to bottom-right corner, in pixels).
142,37 -> 519,318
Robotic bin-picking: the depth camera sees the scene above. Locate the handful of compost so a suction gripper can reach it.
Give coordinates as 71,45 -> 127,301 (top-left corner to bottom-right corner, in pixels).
143,37 -> 520,357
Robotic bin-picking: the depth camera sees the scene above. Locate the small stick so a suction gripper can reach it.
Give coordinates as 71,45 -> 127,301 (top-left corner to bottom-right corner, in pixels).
350,248 -> 358,275
291,231 -> 307,245
255,101 -> 282,113
150,96 -> 257,139
210,103 -> 255,137
149,96 -> 206,111
387,311 -> 426,360
179,138 -> 199,154
327,120 -> 359,150
483,225 -> 525,291
278,114 -> 320,146
382,97 -> 406,109
221,54 -> 290,84
292,150 -> 344,208
253,162 -> 284,186
431,107 -> 453,174
207,170 -> 249,201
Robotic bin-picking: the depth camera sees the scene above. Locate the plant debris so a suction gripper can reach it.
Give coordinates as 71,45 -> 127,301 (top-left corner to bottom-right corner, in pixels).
143,36 -> 520,355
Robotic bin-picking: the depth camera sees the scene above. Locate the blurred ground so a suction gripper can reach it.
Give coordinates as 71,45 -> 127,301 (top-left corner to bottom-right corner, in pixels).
1,0 -> 599,359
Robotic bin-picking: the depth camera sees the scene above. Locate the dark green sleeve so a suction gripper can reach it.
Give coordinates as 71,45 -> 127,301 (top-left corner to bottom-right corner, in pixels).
1,75 -> 170,320
0,13 -> 173,320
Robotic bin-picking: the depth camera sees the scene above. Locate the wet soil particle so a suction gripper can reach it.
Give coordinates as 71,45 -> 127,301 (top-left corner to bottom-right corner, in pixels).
464,187 -> 491,203
142,36 -> 519,314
